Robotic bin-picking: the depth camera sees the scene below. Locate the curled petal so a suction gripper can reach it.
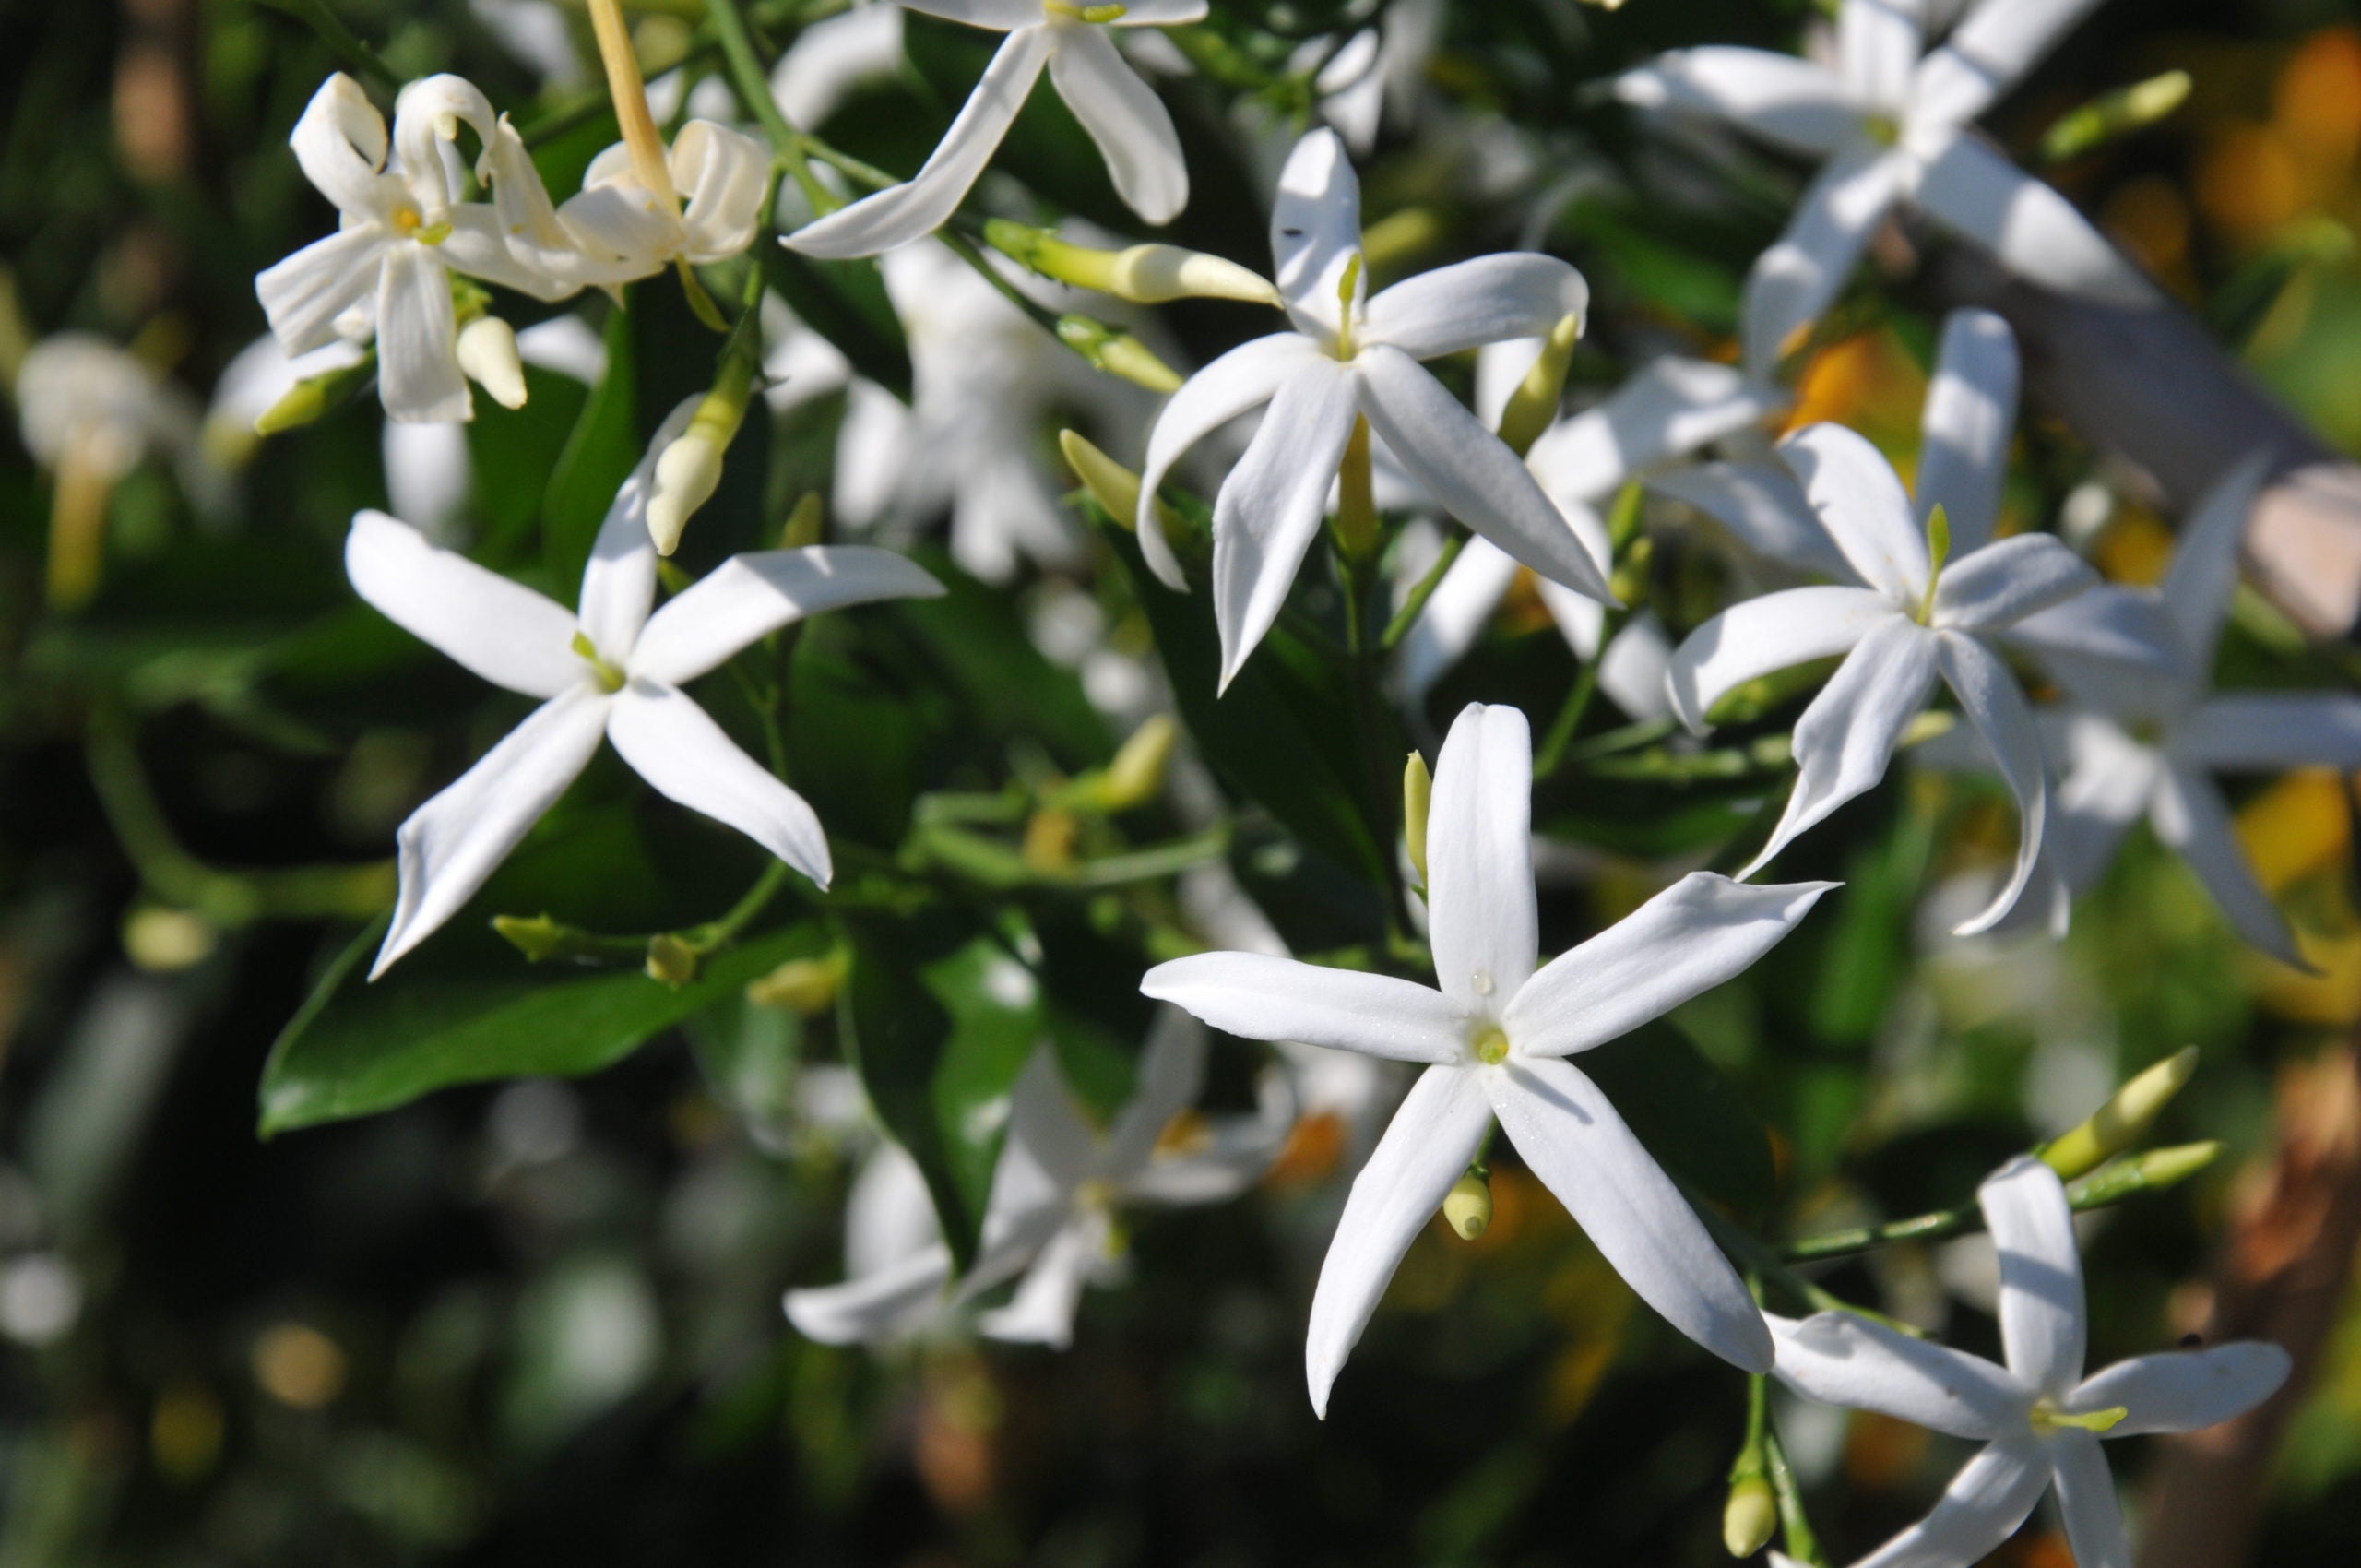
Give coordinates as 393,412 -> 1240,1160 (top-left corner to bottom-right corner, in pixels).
290,73 -> 395,216
784,1244 -> 955,1344
1937,631 -> 2050,934
671,120 -> 774,261
1133,332 -> 1323,588
1049,26 -> 1188,224
1744,616 -> 1940,876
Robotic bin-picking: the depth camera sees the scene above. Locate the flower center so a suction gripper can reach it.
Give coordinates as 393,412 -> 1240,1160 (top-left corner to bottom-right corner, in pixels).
1472,1025 -> 1510,1065
2030,1399 -> 2130,1435
389,206 -> 452,246
1045,2 -> 1128,19
1864,113 -> 1903,147
1330,251 -> 1365,360
1915,502 -> 1951,624
571,630 -> 627,694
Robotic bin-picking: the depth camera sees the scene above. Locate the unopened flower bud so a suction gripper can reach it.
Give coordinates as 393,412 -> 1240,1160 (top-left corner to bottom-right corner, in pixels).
779,491 -> 825,549
457,316 -> 528,410
1495,312 -> 1584,458
1404,752 -> 1432,887
1723,1473 -> 1778,1558
647,358 -> 753,555
646,932 -> 699,987
2041,1046 -> 2198,1181
1091,715 -> 1177,814
1059,429 -> 1182,538
1442,1169 -> 1492,1240
2040,69 -> 2191,164
255,351 -> 376,435
984,220 -> 1279,306
493,913 -> 567,963
746,949 -> 848,1015
124,905 -> 219,973
1055,315 -> 1183,393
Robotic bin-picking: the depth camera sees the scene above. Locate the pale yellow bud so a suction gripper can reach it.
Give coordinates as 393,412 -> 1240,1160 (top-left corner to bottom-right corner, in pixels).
646,932 -> 699,988
1495,311 -> 1584,458
1058,429 -> 1182,538
1442,1170 -> 1492,1240
647,429 -> 725,554
984,220 -> 1279,306
1404,752 -> 1432,887
1723,1474 -> 1778,1558
457,316 -> 528,410
746,950 -> 848,1015
2041,1046 -> 2199,1181
1096,715 -> 1177,813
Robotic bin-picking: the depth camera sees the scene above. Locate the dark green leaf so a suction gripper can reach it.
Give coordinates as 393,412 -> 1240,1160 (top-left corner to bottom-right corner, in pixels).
763,247 -> 913,404
542,303 -> 640,591
890,548 -> 1112,769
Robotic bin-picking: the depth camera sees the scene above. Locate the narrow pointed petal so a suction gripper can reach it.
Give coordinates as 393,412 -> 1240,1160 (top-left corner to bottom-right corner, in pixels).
346,511 -> 583,697
2150,763 -> 2302,965
1914,0 -> 2111,126
1909,129 -> 2153,303
1356,346 -> 1613,601
1609,49 -> 1863,158
1212,361 -> 1360,688
784,1243 -> 955,1343
1426,704 -> 1539,1008
1743,143 -> 1906,376
1935,535 -> 2098,633
2046,717 -> 2162,893
289,73 -> 394,215
1916,309 -> 2019,553
2176,694 -> 2361,772
977,1218 -> 1102,1348
1048,27 -> 1187,224
255,226 -> 390,355
374,244 -> 469,423
1979,1155 -> 2088,1395
578,395 -> 700,659
1850,1440 -> 2052,1568
782,27 -> 1053,258
633,546 -> 945,685
1938,631 -> 2050,934
1306,1064 -> 1493,1416
2067,1343 -> 2292,1435
1745,617 -> 1940,873
606,682 -> 833,886
2164,457 -> 2268,673
1646,462 -> 1851,578
2009,585 -> 2191,696
1124,1078 -> 1291,1206
1665,587 -> 1896,732
1527,359 -> 1781,505
374,687 -> 611,977
1103,1011 -> 1208,1177
1361,255 -> 1589,362
1397,537 -> 1522,705
1271,127 -> 1363,341
1779,422 -> 1930,601
1507,873 -> 1834,1056
1492,1057 -> 1772,1372
1141,954 -> 1468,1064
1768,1311 -> 2028,1439
1839,0 -> 1921,111
2047,1431 -> 2132,1568
1134,331 -> 1323,588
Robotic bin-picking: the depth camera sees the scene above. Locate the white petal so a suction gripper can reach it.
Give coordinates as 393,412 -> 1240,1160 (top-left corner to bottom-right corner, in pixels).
1271,127 -> 1364,342
996,1048 -> 1102,1199
1396,537 -> 1523,706
1362,255 -> 1589,362
1124,1075 -> 1291,1206
1938,630 -> 2050,933
605,682 -> 833,886
1211,360 -> 1360,689
2067,1343 -> 2292,1435
977,1217 -> 1103,1348
1745,616 -> 1940,875
1506,873 -> 1833,1056
1646,462 -> 1851,578
1426,703 -> 1539,1009
345,510 -> 582,696
289,73 -> 394,216
2047,1431 -> 2131,1568
577,396 -> 701,660
2046,717 -> 2162,893
2165,457 -> 2269,673
1102,1009 -> 1207,1178
1048,27 -> 1188,224
1780,422 -> 1929,601
1305,1064 -> 1493,1416
1491,1057 -> 1772,1372
1665,586 -> 1896,732
1913,0 -> 2111,126
1583,605 -> 1679,723
1140,954 -> 1468,1064
374,686 -> 611,977
1769,1311 -> 2028,1439
770,3 -> 906,129
633,546 -> 944,685
374,245 -> 469,423
255,226 -> 390,355
1356,346 -> 1614,601
1935,534 -> 2098,633
898,0 -> 1038,25
2008,586 -> 2190,702
389,75 -> 500,216
2177,694 -> 2361,773
436,208 -> 579,303
844,1143 -> 942,1278
1907,129 -> 2153,303
1526,359 -> 1780,505
1106,0 -> 1207,22
781,27 -> 1053,258
1849,1440 -> 2052,1568
1743,143 -> 1906,376
1610,49 -> 1864,158
2150,763 -> 2302,966
1839,0 -> 1922,111
784,1243 -> 954,1343
1134,332 -> 1322,589
1978,1155 -> 2087,1395
670,120 -> 774,261
1916,308 -> 2019,554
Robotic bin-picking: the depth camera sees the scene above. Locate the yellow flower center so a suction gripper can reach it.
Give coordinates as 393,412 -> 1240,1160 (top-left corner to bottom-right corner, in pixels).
389,207 -> 451,245
571,631 -> 627,694
1046,2 -> 1129,19
2031,1399 -> 2130,1435
1472,1025 -> 1510,1066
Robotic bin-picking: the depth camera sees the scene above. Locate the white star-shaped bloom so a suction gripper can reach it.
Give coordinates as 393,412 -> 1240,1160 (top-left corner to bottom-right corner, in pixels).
1770,1156 -> 2289,1568
1616,0 -> 2150,376
1665,404 -> 2106,933
1134,129 -> 1609,688
349,398 -> 944,975
782,0 -> 1206,259
1145,702 -> 1833,1414
786,1014 -> 1291,1348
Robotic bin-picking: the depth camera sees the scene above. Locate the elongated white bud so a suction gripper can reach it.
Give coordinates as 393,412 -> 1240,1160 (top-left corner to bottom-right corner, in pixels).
457,316 -> 528,410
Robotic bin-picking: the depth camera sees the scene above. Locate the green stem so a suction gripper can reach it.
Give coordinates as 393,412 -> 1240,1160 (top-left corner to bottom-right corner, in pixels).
1781,1158 -> 2213,1263
1381,528 -> 1467,651
252,0 -> 398,90
704,0 -> 836,213
1534,607 -> 1625,777
1764,1427 -> 1829,1568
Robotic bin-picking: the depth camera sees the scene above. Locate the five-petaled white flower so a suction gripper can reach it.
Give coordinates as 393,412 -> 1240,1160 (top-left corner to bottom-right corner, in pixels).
1615,0 -> 2150,375
1135,130 -> 1610,688
2012,462 -> 2361,965
1769,1156 -> 2289,1568
782,0 -> 1206,259
349,398 -> 944,976
1144,702 -> 1833,1414
787,1015 -> 1291,1348
256,74 -> 572,423
1665,417 -> 2102,934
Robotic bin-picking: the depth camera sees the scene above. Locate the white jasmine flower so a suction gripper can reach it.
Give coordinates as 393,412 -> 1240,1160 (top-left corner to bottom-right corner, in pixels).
1135,129 -> 1608,688
1665,410 -> 2103,933
782,0 -> 1208,259
1616,0 -> 2150,374
255,74 -> 573,423
18,332 -> 209,498
1770,1157 -> 2289,1568
1145,703 -> 1833,1414
349,398 -> 944,975
786,1016 -> 1292,1348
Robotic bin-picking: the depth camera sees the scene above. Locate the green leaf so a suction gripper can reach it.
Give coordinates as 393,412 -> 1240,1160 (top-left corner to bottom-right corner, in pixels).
763,247 -> 913,403
469,363 -> 589,561
542,304 -> 640,592
889,548 -> 1111,770
836,913 -> 1043,1271
1580,1023 -> 1776,1220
